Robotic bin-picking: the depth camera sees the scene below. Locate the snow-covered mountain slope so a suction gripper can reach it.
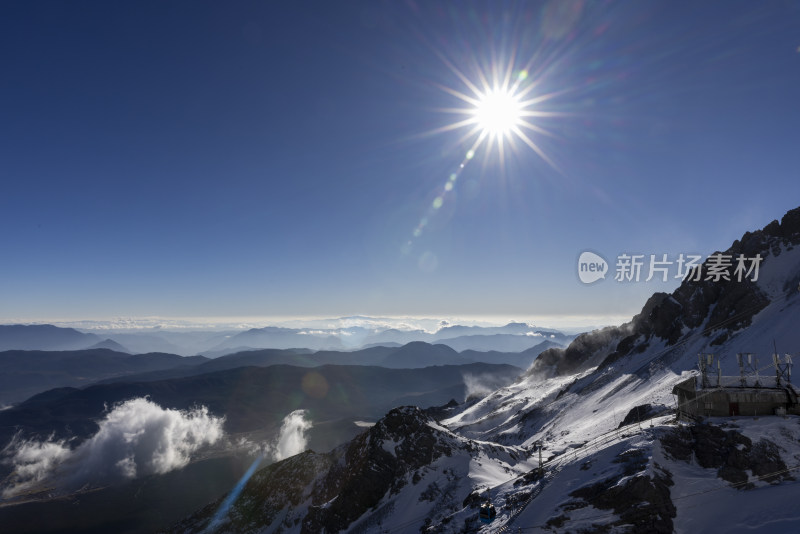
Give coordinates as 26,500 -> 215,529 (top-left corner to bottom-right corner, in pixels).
166,406 -> 534,534
507,416 -> 800,533
447,207 -> 800,452
437,206 -> 800,532
444,284 -> 799,453
168,207 -> 800,533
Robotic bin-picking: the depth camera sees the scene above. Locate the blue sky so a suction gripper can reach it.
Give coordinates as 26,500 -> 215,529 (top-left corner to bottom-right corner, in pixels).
1,1 -> 799,324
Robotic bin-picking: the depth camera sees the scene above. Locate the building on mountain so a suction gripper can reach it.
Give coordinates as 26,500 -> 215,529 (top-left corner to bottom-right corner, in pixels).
673,353 -> 800,419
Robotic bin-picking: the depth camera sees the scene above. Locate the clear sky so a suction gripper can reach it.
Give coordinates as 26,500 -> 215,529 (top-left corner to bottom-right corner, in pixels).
1,1 -> 799,324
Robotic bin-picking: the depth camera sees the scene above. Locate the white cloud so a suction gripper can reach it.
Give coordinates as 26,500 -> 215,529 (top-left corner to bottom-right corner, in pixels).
0,314 -> 624,335
2,398 -> 224,497
225,410 -> 314,464
1,438 -> 71,496
463,373 -> 496,402
73,397 -> 224,480
267,410 -> 312,462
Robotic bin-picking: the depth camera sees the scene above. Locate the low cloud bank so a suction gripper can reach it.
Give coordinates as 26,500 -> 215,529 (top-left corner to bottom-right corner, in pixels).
2,397 -> 224,497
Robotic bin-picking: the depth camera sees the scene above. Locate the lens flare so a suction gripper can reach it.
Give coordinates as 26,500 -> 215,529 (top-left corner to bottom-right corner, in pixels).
204,454 -> 263,533
404,35 -> 567,249
301,371 -> 329,399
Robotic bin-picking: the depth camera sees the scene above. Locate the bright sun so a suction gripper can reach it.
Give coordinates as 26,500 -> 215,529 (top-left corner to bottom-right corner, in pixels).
473,88 -> 522,138
427,58 -> 560,170
407,60 -> 562,244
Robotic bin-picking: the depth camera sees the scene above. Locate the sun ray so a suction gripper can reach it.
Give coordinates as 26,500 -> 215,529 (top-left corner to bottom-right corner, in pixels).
431,82 -> 482,107
421,117 -> 481,137
517,119 -> 559,139
453,126 -> 487,149
435,107 -> 482,115
513,126 -> 562,173
475,67 -> 493,97
433,50 -> 485,102
471,130 -> 488,152
519,88 -> 572,107
497,132 -> 506,173
502,47 -> 518,93
520,110 -> 571,119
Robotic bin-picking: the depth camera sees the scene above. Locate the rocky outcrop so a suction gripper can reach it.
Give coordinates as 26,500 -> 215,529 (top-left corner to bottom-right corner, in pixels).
528,206 -> 800,378
617,403 -> 670,429
530,324 -> 629,377
302,407 -> 456,533
166,407 -> 462,534
423,398 -> 461,421
661,423 -> 792,489
166,450 -> 333,534
550,448 -> 676,534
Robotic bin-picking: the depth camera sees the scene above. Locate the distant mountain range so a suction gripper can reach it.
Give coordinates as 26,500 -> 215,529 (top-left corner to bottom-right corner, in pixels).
0,339 -> 560,407
0,349 -> 209,405
0,322 -> 575,357
0,324 -> 101,351
0,325 -> 233,356
95,340 -> 559,386
209,322 -> 574,354
85,338 -> 130,352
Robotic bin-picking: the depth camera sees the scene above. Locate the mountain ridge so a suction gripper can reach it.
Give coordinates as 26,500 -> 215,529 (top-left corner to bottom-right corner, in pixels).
163,204 -> 800,533
529,206 -> 800,379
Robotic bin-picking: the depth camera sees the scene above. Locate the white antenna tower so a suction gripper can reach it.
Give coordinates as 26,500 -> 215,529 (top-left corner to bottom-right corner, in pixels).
754,355 -> 761,387
737,353 -> 759,387
772,352 -> 793,387
698,353 -> 707,388
737,353 -> 746,387
699,353 -> 718,388
786,354 -> 793,385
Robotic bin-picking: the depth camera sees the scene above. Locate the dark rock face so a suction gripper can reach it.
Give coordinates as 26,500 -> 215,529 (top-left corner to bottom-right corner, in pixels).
167,406 -> 461,534
661,423 -> 792,489
528,206 -> 800,378
165,450 -> 333,534
531,325 -> 627,377
617,403 -> 670,429
423,398 -> 460,421
560,449 -> 676,534
303,407 -> 455,533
